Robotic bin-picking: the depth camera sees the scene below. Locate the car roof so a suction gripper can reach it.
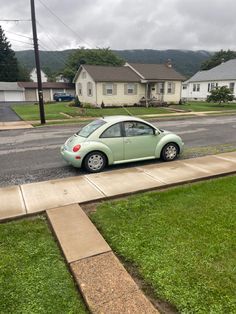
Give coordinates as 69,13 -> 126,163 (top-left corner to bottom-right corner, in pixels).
102,115 -> 146,123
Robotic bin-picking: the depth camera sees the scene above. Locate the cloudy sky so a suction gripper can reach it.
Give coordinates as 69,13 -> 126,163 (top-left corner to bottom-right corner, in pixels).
0,0 -> 236,52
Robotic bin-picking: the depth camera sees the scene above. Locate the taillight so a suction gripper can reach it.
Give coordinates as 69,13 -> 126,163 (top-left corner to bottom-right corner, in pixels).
73,144 -> 81,152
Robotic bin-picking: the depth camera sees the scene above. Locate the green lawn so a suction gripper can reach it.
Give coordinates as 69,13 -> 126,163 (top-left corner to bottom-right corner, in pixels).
171,101 -> 236,112
91,176 -> 236,313
12,101 -> 236,122
12,103 -> 173,121
0,216 -> 87,314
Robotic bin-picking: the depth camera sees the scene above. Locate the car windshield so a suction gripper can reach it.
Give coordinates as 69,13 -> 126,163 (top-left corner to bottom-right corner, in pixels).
77,119 -> 106,138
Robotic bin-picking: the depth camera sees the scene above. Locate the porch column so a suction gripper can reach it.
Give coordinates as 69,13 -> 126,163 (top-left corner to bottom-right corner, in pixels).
145,83 -> 148,107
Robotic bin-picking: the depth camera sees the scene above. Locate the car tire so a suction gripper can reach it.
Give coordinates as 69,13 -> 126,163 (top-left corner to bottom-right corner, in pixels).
59,98 -> 62,102
161,143 -> 178,161
83,151 -> 107,173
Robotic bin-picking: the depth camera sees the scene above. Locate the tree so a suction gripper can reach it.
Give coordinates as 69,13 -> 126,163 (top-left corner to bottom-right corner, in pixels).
201,49 -> 236,70
17,63 -> 30,81
0,25 -> 19,81
63,48 -> 124,81
207,86 -> 234,104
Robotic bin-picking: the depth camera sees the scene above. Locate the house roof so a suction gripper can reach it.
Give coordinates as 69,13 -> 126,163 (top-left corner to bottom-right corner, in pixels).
127,63 -> 185,81
18,82 -> 75,89
78,65 -> 141,82
0,82 -> 24,91
187,59 -> 236,82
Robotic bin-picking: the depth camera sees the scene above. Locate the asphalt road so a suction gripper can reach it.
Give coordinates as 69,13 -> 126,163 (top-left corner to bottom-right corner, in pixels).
1,114 -> 236,187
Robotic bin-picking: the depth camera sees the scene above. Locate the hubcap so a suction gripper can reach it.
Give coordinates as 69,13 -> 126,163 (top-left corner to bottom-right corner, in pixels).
165,145 -> 177,160
88,154 -> 104,170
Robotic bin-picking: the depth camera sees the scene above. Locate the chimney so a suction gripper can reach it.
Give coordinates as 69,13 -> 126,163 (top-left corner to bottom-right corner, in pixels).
166,59 -> 172,68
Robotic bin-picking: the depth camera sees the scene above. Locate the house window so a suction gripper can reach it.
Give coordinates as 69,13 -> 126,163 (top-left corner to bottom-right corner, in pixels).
82,71 -> 86,79
157,82 -> 164,94
106,83 -> 113,95
229,82 -> 235,92
127,83 -> 134,94
124,83 -> 137,95
208,82 -> 218,92
167,82 -> 175,94
78,83 -> 82,96
193,83 -> 200,92
182,84 -> 187,90
87,82 -> 93,96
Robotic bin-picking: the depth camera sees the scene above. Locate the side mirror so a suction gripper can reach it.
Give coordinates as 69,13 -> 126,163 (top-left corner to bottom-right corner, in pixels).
154,129 -> 160,136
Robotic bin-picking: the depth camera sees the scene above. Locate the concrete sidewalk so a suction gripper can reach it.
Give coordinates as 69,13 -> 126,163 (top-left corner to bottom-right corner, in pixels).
1,151 -> 236,313
0,121 -> 33,130
1,151 -> 236,221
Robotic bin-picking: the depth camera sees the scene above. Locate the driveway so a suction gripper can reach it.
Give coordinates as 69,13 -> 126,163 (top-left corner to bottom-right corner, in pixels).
0,102 -> 21,122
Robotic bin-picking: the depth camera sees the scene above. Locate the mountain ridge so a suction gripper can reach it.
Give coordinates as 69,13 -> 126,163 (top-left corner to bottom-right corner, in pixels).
15,49 -> 213,79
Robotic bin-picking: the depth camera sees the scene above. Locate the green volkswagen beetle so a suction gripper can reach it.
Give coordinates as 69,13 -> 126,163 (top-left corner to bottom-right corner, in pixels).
61,115 -> 184,173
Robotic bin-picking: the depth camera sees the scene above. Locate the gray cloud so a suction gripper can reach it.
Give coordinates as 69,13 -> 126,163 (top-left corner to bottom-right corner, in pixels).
0,0 -> 236,51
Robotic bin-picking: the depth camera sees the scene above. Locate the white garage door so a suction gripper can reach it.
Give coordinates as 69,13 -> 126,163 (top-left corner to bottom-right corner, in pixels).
0,91 -> 4,101
4,91 -> 24,102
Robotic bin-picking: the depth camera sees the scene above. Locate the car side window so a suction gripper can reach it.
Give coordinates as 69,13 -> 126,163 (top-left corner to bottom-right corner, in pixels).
100,123 -> 122,138
124,121 -> 154,137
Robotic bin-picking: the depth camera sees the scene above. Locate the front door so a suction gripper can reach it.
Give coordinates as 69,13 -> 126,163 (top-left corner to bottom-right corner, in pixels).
123,121 -> 158,160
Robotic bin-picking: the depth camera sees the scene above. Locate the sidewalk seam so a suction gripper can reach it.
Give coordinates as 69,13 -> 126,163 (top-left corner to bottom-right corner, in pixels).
136,167 -> 167,184
84,175 -> 107,198
19,185 -> 28,214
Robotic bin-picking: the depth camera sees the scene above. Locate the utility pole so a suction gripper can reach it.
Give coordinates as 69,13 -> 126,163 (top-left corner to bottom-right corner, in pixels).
30,0 -> 45,124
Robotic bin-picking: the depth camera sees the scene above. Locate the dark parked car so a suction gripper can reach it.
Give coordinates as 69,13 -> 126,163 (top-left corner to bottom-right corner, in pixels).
53,92 -> 75,102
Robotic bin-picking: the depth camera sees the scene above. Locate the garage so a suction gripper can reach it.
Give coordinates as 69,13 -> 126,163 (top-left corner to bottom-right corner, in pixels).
0,82 -> 25,102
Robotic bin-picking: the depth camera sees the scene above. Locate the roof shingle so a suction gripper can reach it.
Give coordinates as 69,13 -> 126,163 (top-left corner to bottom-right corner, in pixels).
128,63 -> 185,81
187,59 -> 236,82
82,65 -> 141,82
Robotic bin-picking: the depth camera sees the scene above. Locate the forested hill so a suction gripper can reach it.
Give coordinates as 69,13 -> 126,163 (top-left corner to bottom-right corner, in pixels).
114,50 -> 213,78
15,49 -> 213,78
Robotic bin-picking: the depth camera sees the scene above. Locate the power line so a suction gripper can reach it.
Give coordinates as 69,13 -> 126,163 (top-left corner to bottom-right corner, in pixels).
38,41 -> 76,75
5,30 -> 33,40
37,0 -> 96,49
35,21 -> 77,74
0,19 -> 31,22
7,38 -> 34,46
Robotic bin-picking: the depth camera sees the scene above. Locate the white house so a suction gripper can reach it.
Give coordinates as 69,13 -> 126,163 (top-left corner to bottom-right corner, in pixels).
30,68 -> 48,83
182,59 -> 236,101
73,62 -> 185,106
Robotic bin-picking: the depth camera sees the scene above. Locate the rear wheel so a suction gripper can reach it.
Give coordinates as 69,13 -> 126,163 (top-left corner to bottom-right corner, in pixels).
83,151 -> 107,173
161,143 -> 178,161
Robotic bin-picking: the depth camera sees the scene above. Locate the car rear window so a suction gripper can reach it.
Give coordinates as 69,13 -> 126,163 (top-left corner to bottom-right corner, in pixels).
77,119 -> 106,138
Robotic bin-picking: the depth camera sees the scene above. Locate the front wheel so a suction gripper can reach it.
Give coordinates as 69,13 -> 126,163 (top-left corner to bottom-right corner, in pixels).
161,143 -> 178,161
83,151 -> 107,173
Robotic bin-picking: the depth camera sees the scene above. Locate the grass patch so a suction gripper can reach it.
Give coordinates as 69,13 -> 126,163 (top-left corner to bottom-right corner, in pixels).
91,176 -> 236,313
12,103 -> 173,121
171,101 -> 236,112
0,216 -> 87,314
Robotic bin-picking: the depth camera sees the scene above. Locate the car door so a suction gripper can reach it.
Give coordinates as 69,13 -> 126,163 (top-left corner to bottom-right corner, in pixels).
99,122 -> 124,162
123,121 -> 159,160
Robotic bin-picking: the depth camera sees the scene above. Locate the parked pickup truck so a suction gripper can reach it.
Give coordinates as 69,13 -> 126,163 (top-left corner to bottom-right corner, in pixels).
53,92 -> 75,102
